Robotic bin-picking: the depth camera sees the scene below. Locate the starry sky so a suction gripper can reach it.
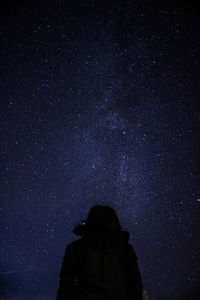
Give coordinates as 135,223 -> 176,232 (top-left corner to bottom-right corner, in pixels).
0,1 -> 200,299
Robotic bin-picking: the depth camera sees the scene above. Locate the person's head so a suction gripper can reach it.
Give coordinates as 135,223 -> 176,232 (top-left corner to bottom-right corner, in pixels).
86,205 -> 122,234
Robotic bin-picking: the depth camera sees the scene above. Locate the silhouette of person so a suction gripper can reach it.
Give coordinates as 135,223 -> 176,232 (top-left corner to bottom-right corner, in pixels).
57,205 -> 143,300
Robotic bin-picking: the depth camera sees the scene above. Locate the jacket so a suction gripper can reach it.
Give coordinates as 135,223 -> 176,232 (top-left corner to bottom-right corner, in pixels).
57,223 -> 143,300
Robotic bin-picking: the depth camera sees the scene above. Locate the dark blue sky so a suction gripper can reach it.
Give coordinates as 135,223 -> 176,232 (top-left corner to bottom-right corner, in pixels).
1,1 -> 200,299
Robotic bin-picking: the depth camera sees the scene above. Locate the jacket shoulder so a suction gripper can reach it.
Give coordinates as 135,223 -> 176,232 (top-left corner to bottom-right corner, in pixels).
65,238 -> 81,248
125,243 -> 138,260
65,238 -> 86,254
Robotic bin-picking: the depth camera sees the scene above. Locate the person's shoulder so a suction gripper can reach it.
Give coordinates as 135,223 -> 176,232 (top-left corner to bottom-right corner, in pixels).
64,237 -> 88,259
126,243 -> 137,259
127,243 -> 134,249
127,243 -> 137,251
66,237 -> 85,251
68,238 -> 82,247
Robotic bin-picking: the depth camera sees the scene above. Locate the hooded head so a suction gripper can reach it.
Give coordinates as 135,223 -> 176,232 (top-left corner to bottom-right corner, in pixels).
73,205 -> 125,238
86,205 -> 122,234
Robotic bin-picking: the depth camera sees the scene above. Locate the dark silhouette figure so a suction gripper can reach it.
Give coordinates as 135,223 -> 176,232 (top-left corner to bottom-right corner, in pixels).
57,205 -> 143,300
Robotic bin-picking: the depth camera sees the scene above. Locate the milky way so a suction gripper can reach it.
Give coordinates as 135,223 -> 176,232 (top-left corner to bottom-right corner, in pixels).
1,1 -> 200,299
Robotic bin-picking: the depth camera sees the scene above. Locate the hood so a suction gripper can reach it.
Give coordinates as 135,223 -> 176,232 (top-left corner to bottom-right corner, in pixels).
73,223 -> 130,245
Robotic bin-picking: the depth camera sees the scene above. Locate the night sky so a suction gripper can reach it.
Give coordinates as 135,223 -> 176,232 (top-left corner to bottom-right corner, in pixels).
1,1 -> 200,299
